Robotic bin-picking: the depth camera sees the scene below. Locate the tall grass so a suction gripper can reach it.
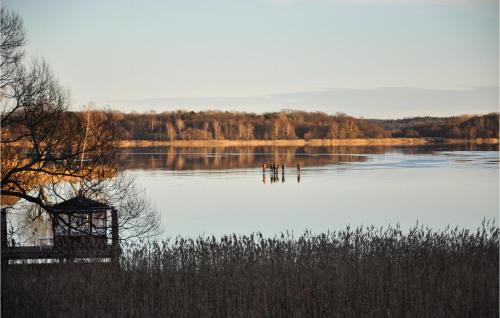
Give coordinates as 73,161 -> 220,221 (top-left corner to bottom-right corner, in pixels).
2,223 -> 498,317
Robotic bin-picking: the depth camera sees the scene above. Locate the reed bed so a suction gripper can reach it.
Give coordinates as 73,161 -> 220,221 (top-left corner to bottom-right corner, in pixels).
2,224 -> 498,317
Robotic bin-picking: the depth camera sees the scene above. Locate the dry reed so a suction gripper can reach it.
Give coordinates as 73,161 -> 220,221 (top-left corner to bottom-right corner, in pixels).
2,223 -> 498,317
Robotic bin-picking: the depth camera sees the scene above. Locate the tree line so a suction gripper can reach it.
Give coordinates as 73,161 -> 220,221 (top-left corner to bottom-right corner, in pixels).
105,110 -> 498,141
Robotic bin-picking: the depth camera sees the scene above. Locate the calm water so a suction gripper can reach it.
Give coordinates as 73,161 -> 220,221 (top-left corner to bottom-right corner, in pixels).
120,144 -> 499,238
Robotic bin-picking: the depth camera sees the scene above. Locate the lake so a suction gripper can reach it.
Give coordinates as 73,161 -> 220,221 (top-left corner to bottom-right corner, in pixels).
119,144 -> 499,238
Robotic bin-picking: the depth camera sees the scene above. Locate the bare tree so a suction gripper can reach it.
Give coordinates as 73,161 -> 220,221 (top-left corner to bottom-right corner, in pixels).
0,7 -> 25,92
1,60 -> 115,210
0,8 -> 160,241
211,119 -> 223,140
175,118 -> 184,136
165,121 -> 176,141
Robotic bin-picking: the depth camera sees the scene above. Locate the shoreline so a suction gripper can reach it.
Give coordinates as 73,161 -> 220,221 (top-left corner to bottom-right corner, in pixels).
118,137 -> 499,148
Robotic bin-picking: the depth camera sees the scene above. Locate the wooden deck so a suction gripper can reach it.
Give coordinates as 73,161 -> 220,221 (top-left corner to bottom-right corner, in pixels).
2,245 -> 120,261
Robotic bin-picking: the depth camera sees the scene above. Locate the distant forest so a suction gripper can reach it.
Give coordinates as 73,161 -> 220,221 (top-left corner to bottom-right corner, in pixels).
108,110 -> 499,141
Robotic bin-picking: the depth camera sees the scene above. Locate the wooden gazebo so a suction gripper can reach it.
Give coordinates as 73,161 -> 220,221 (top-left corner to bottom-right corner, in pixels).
1,196 -> 121,265
51,196 -> 118,249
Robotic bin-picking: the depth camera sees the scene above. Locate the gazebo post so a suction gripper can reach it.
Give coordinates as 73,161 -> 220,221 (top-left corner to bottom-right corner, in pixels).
111,208 -> 119,246
111,208 -> 120,265
1,208 -> 7,249
1,208 -> 8,270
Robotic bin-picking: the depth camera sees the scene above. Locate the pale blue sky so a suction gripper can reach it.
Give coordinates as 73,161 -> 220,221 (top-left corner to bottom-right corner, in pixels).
4,0 -> 498,118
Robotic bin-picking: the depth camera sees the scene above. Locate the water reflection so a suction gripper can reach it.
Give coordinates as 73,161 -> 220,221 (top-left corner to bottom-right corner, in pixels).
118,144 -> 498,171
118,146 -> 370,171
267,172 -> 287,184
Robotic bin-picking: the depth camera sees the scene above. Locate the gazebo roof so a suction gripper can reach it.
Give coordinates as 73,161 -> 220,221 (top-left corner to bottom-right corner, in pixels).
51,196 -> 111,211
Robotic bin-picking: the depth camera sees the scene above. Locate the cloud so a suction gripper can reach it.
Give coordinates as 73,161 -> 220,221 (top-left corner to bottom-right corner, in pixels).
103,86 -> 498,119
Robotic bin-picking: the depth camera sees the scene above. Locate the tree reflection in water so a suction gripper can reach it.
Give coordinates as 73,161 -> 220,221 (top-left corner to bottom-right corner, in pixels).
118,146 -> 372,171
118,144 -> 498,172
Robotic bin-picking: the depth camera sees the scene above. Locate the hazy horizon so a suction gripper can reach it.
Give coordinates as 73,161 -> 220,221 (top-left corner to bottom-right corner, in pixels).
104,105 -> 497,121
4,0 -> 498,118
103,86 -> 498,119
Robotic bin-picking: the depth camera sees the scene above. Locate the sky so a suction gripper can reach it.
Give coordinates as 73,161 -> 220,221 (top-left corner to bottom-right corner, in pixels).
4,0 -> 499,118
